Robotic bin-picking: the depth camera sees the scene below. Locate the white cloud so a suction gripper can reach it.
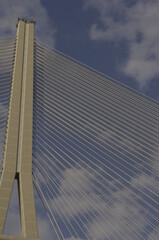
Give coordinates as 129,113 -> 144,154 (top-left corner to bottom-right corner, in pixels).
48,165 -> 158,239
0,0 -> 56,46
84,0 -> 159,88
51,167 -> 95,219
87,202 -> 146,240
37,216 -> 54,240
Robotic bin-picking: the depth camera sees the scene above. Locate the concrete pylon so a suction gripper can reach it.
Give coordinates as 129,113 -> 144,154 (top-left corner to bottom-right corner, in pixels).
0,19 -> 38,239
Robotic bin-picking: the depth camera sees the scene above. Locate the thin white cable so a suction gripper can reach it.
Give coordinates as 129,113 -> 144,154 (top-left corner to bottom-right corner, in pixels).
33,150 -> 150,239
33,161 -> 101,240
33,121 -> 159,209
33,139 -> 158,229
33,131 -> 159,222
34,64 -> 159,130
34,82 -> 159,155
34,99 -> 159,175
34,73 -> 159,139
35,54 -> 159,120
33,114 -> 159,197
34,79 -> 158,148
35,41 -> 159,107
33,173 -> 64,240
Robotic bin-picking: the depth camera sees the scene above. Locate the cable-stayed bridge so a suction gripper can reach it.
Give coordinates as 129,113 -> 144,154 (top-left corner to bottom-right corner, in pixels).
0,18 -> 159,240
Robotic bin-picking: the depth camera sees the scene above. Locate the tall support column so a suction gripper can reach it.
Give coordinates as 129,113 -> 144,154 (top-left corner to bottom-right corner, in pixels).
0,19 -> 38,239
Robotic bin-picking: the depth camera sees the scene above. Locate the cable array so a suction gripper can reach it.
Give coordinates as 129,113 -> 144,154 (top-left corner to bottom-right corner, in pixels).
33,40 -> 159,239
0,36 -> 15,174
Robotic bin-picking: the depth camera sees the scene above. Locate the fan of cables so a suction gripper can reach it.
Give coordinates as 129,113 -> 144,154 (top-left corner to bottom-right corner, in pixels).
33,40 -> 159,240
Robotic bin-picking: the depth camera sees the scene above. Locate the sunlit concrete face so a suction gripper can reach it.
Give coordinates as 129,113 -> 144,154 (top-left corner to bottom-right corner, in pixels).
0,19 -> 38,239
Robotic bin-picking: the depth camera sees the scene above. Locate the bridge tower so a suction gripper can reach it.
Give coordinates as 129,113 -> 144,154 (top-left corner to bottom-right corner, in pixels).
0,19 -> 38,239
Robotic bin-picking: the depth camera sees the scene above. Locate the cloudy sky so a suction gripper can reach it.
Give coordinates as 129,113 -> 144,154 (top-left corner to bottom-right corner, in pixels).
0,0 -> 159,99
1,0 -> 159,239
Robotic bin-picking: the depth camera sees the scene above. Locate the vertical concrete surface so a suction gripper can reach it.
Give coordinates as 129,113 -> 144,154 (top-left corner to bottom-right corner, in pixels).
0,19 -> 38,239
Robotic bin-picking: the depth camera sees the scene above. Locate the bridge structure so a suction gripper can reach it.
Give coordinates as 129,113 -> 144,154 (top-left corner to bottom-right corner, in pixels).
0,19 -> 159,240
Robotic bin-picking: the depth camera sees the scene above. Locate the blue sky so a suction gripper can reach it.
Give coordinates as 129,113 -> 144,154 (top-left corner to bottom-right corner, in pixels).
1,0 -> 159,239
1,0 -> 159,99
